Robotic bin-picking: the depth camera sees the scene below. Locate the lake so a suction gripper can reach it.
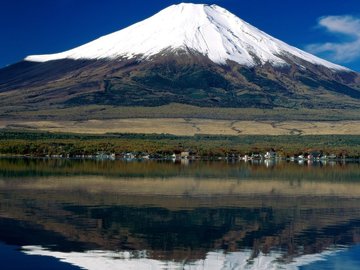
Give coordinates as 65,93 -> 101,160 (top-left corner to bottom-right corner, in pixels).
0,158 -> 359,269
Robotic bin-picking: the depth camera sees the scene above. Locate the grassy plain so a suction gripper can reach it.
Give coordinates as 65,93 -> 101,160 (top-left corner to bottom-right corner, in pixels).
2,118 -> 360,136
2,103 -> 360,157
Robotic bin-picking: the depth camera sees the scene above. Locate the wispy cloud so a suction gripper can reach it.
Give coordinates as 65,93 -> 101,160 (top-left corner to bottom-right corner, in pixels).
306,15 -> 360,63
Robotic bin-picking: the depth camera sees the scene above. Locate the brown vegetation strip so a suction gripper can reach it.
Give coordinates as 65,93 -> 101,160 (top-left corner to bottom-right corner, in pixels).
3,176 -> 360,198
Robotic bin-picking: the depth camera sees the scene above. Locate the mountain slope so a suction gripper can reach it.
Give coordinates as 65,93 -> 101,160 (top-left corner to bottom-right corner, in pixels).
0,3 -> 360,117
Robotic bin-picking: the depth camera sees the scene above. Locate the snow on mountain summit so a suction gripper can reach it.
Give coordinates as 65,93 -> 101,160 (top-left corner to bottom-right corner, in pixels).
25,3 -> 347,71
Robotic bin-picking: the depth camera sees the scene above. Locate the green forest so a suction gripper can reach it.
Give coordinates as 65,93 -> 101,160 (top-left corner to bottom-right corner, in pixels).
0,130 -> 359,158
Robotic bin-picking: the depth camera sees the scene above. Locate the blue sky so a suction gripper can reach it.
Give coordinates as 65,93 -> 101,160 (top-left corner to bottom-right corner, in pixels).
1,0 -> 360,71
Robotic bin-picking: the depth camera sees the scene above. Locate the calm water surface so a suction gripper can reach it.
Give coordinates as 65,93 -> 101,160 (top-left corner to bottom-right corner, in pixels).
0,158 -> 360,269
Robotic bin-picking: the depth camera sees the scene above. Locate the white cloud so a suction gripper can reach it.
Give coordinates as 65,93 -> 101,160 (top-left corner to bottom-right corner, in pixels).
306,15 -> 360,63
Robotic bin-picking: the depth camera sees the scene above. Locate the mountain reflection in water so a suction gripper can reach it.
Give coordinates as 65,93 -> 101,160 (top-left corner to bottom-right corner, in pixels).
0,158 -> 359,269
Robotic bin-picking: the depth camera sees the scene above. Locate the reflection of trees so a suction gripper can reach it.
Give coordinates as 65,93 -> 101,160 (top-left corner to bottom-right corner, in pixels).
0,188 -> 360,262
0,158 -> 359,182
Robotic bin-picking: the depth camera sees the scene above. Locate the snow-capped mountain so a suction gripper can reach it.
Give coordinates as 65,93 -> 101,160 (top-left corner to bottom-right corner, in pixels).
25,3 -> 346,71
0,3 -> 359,116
